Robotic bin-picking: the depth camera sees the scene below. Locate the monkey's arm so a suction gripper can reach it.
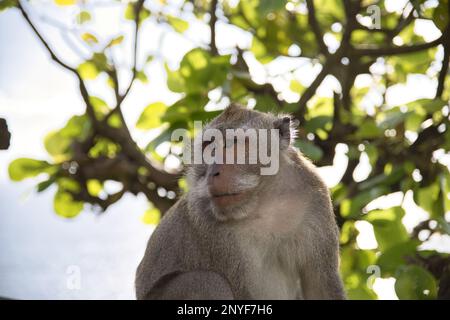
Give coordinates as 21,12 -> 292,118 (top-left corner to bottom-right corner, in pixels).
143,271 -> 234,300
300,261 -> 346,300
299,215 -> 346,300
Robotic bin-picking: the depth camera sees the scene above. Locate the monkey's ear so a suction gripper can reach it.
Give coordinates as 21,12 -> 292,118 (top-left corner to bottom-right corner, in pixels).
223,103 -> 244,115
274,116 -> 299,148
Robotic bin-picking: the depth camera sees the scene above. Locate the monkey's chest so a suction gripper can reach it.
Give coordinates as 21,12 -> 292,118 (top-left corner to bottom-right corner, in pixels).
240,243 -> 302,299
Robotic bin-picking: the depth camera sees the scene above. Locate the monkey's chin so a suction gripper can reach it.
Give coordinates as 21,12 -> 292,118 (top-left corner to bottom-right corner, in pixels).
210,193 -> 251,222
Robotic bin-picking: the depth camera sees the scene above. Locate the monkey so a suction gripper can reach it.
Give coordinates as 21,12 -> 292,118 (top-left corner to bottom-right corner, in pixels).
135,103 -> 346,300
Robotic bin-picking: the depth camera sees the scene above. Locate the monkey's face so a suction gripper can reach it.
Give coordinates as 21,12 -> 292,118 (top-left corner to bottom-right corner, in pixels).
187,135 -> 262,221
186,104 -> 297,222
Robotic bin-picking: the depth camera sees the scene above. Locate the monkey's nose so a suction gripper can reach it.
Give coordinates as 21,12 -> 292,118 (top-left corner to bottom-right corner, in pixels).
210,163 -> 221,177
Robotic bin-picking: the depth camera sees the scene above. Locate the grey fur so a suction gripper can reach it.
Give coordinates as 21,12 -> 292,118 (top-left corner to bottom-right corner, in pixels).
135,104 -> 346,300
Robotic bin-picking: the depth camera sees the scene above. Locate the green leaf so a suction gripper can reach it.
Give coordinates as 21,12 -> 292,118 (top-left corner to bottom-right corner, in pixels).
44,131 -> 70,160
76,10 -> 91,24
161,94 -> 208,124
307,97 -> 334,118
165,63 -> 186,93
415,182 -> 440,216
54,188 -> 84,218
91,52 -> 109,72
124,3 -> 150,22
366,207 -> 409,251
240,0 -> 260,28
88,138 -> 120,158
81,33 -> 98,44
167,15 -> 189,33
107,113 -> 122,129
389,48 -> 436,83
358,167 -> 404,191
78,61 -> 98,80
0,0 -> 17,11
142,207 -> 161,225
378,107 -> 407,129
304,116 -> 332,133
54,0 -> 76,5
376,241 -> 420,275
255,94 -> 280,112
340,247 -> 378,299
136,70 -> 148,83
37,177 -> 56,192
339,221 -> 357,244
89,96 -> 109,119
433,0 -> 449,31
9,158 -> 54,181
341,186 -> 389,218
295,140 -> 323,162
405,112 -> 425,132
136,102 -> 167,130
44,115 -> 91,161
58,177 -> 81,192
289,79 -> 305,94
107,35 -> 124,47
395,265 -> 437,300
258,0 -> 286,16
87,179 -> 102,196
251,37 -> 274,64
145,122 -> 186,153
124,3 -> 135,20
355,118 -> 382,139
146,55 -> 154,64
442,172 -> 450,214
172,49 -> 230,94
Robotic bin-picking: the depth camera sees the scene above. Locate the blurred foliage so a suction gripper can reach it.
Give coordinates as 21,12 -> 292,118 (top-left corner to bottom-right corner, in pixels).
3,0 -> 450,299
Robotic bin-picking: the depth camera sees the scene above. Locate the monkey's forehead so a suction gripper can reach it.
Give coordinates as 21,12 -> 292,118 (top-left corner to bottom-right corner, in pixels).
206,114 -> 277,131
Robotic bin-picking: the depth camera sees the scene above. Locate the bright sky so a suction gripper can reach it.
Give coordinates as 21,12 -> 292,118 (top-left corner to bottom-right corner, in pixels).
0,0 -> 449,300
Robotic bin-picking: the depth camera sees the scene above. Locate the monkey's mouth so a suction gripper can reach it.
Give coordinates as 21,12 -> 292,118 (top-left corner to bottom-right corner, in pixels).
211,192 -> 246,207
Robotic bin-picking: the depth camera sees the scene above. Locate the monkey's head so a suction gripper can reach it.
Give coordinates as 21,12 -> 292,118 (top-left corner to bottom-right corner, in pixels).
186,103 -> 298,222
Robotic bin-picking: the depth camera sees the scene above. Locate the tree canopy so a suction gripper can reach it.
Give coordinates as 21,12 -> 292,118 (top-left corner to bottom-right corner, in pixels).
2,0 -> 450,299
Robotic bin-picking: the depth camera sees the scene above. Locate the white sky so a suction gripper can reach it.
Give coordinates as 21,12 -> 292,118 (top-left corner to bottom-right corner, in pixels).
0,0 -> 449,300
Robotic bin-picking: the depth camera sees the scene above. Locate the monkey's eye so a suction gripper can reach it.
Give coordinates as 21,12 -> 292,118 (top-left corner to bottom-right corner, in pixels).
225,137 -> 238,148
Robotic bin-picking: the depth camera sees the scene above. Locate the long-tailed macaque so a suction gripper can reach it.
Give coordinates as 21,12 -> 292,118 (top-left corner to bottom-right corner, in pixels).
135,104 -> 345,299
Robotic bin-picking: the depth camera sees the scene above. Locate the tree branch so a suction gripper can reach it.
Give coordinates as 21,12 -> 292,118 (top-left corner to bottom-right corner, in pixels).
293,58 -> 335,120
18,0 -> 180,214
17,1 -> 77,74
306,0 -> 327,55
436,45 -> 449,99
18,1 -> 99,125
209,0 -> 218,56
436,24 -> 450,99
119,0 -> 145,104
351,36 -> 443,57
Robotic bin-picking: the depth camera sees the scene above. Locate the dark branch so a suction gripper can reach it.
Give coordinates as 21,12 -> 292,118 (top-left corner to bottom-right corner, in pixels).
119,0 -> 145,104
351,36 -> 443,57
293,58 -> 335,120
18,1 -> 99,125
306,0 -> 327,55
209,0 -> 218,55
436,25 -> 450,99
17,1 -> 77,74
436,45 -> 449,99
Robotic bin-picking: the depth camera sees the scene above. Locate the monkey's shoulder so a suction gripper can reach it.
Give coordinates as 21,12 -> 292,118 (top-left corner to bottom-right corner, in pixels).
135,197 -> 199,299
144,196 -> 198,257
135,196 -> 240,299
